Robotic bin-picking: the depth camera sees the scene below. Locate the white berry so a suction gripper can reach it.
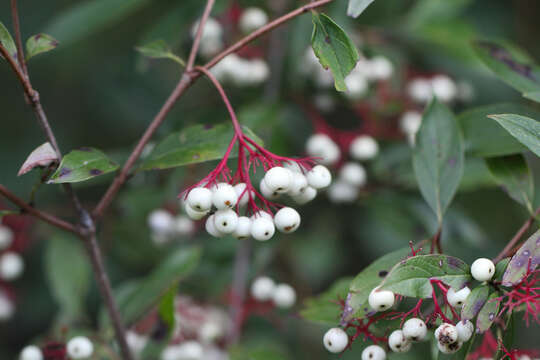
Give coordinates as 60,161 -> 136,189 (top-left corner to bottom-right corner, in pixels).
273,283 -> 296,308
0,291 -> 14,321
407,78 -> 433,103
370,56 -> 394,80
447,286 -> 471,308
431,75 -> 457,102
172,215 -> 195,235
162,341 -> 203,360
0,225 -> 14,250
205,215 -> 224,238
239,7 -> 268,33
362,345 -> 386,360
126,331 -> 148,354
213,209 -> 239,234
251,217 -> 275,241
212,183 -> 238,210
288,172 -> 308,196
344,72 -> 368,100
471,258 -> 495,282
234,183 -> 250,207
274,207 -> 301,233
437,340 -> 462,354
350,135 -> 379,160
251,276 -> 276,301
184,203 -> 209,220
435,323 -> 458,345
186,187 -> 213,212
251,211 -> 273,220
260,178 -> 280,200
328,181 -> 359,203
402,318 -> 427,341
339,162 -> 367,187
291,186 -> 317,204
307,165 -> 332,189
388,330 -> 411,353
0,252 -> 24,280
368,287 -> 395,312
20,345 -> 43,360
264,167 -> 293,193
456,320 -> 474,342
399,111 -> 422,137
191,17 -> 222,41
67,336 -> 93,359
323,328 -> 348,353
305,134 -> 340,165
232,216 -> 252,240
148,209 -> 174,234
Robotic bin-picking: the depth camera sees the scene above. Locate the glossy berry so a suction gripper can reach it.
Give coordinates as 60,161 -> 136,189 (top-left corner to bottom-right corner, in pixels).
0,252 -> 24,281
350,135 -> 379,161
250,276 -> 276,301
250,217 -> 275,241
306,165 -> 332,189
323,328 -> 348,353
368,287 -> 395,312
184,204 -> 209,220
402,318 -> 427,341
264,167 -> 293,193
186,187 -> 213,212
205,215 -> 224,238
148,209 -> 174,234
273,283 -> 296,308
339,162 -> 367,187
213,209 -> 239,234
305,134 -> 340,165
0,225 -> 14,250
361,345 -> 386,360
274,207 -> 301,233
232,216 -> 252,239
456,320 -> 474,342
435,323 -> 458,345
66,336 -> 93,359
20,346 -> 43,360
239,7 -> 268,33
437,340 -> 462,354
291,186 -> 317,205
470,258 -> 495,282
388,330 -> 412,353
212,183 -> 238,210
446,286 -> 471,307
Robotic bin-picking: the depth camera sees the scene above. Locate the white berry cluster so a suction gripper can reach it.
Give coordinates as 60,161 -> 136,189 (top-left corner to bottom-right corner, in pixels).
147,209 -> 195,245
407,75 -> 458,104
239,7 -> 268,34
250,276 -> 296,309
183,164 -> 330,241
191,17 -> 224,59
66,336 -> 94,359
211,53 -> 270,87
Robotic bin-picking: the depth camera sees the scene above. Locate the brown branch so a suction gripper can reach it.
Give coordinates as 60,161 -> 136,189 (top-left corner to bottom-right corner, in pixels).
493,206 -> 540,263
10,0 -> 28,77
185,0 -> 215,70
0,43 -> 33,97
0,184 -> 78,234
92,0 -> 333,219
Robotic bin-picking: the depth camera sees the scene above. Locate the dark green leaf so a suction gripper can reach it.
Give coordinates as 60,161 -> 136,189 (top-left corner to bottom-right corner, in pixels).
412,99 -> 464,223
380,255 -> 471,298
300,277 -> 352,325
311,13 -> 360,92
476,292 -> 500,333
493,258 -> 510,281
486,155 -> 534,211
139,124 -> 263,171
0,22 -> 17,61
26,34 -> 59,60
48,148 -> 119,184
461,285 -> 489,321
45,234 -> 91,319
348,247 -> 412,319
489,114 -> 540,157
502,229 -> 540,286
347,0 -> 376,18
135,40 -> 184,66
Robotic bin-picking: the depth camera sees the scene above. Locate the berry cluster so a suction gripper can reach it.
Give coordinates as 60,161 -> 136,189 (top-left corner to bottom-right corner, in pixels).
20,336 -> 93,360
147,208 -> 195,245
250,276 -> 296,309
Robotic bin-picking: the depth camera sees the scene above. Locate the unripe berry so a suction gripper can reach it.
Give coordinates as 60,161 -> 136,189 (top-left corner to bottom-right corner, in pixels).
213,209 -> 239,234
239,7 -> 268,33
234,183 -> 250,207
191,17 -> 222,41
287,172 -> 308,196
148,209 -> 174,234
456,320 -> 474,342
250,217 -> 275,241
274,207 -> 301,233
0,225 -> 14,250
212,183 -> 238,210
184,204 -> 209,220
205,215 -> 224,238
0,252 -> 24,280
305,134 -> 340,166
446,286 -> 471,308
0,291 -> 14,321
437,340 -> 462,354
323,328 -> 348,353
402,317 -> 427,341
307,165 -> 332,189
362,345 -> 386,360
350,135 -> 379,160
232,216 -> 252,240
173,215 -> 195,236
339,162 -> 367,187
264,167 -> 293,193
431,75 -> 457,102
250,276 -> 275,301
368,287 -> 395,312
435,323 -> 458,345
67,336 -> 93,359
260,178 -> 280,200
388,330 -> 412,353
273,283 -> 296,308
291,186 -> 317,204
407,78 -> 433,103
470,258 -> 495,282
186,187 -> 213,212
20,345 -> 43,360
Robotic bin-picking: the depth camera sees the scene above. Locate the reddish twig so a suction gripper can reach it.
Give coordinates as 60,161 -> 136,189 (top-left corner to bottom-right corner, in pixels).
494,206 -> 540,263
186,0 -> 216,70
10,0 -> 28,77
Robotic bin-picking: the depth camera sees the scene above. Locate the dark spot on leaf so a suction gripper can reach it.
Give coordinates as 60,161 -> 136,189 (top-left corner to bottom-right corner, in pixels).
58,167 -> 71,177
378,270 -> 388,277
479,42 -> 537,81
89,169 -> 102,176
472,299 -> 486,315
447,257 -> 462,269
324,35 -> 331,44
204,124 -> 214,130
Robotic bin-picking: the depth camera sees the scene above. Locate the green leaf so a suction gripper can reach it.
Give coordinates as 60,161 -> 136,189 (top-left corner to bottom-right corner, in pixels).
139,124 -> 263,171
489,114 -> 540,157
300,277 -> 352,325
380,255 -> 471,298
45,0 -> 151,46
347,247 -> 412,319
493,258 -> 511,282
311,13 -> 360,92
476,292 -> 500,333
229,345 -> 289,360
486,155 -> 534,211
45,234 -> 91,319
158,284 -> 177,334
502,229 -> 540,286
135,40 -> 184,66
461,285 -> 489,321
48,148 -> 119,184
347,0 -> 376,18
524,91 -> 540,103
412,99 -> 464,224
0,22 -> 17,61
25,34 -> 59,60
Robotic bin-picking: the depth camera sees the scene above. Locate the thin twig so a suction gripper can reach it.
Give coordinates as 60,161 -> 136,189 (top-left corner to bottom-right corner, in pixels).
0,184 -> 78,234
493,206 -> 540,263
10,0 -> 28,77
0,43 -> 33,97
185,0 -> 215,70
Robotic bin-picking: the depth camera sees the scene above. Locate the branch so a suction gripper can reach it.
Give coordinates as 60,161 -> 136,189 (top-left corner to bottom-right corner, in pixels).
0,43 -> 33,97
185,0 -> 215,70
10,0 -> 28,77
493,206 -> 540,263
0,184 -> 78,234
91,0 -> 334,219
